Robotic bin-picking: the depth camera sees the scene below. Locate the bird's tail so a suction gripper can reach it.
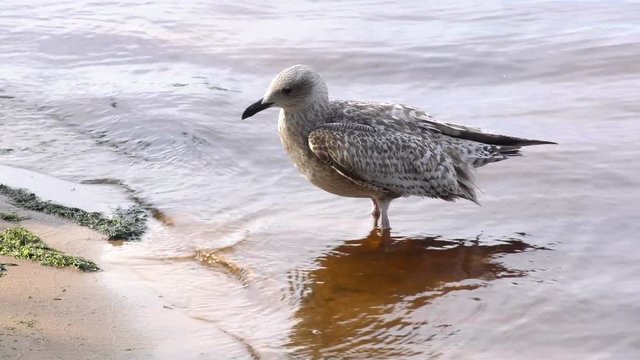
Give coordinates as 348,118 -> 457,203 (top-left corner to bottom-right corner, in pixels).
461,136 -> 556,168
447,153 -> 481,205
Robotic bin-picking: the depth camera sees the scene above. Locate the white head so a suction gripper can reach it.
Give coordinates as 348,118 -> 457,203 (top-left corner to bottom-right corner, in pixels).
242,65 -> 328,119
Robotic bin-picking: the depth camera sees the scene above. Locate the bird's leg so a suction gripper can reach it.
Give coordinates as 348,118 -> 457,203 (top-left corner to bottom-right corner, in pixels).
376,198 -> 392,230
370,198 -> 381,228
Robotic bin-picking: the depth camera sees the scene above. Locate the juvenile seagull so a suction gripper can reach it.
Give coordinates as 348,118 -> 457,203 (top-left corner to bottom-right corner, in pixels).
242,65 -> 555,230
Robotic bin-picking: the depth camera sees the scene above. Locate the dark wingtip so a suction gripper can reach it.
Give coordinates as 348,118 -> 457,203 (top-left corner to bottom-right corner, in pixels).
519,139 -> 558,146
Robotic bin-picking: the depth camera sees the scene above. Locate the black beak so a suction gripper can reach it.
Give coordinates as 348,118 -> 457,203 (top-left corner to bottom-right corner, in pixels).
241,99 -> 274,119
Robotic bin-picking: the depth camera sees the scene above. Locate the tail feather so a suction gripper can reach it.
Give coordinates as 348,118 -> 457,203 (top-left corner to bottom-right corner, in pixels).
467,141 -> 551,168
496,145 -> 523,157
435,124 -> 556,204
463,143 -> 522,168
452,159 -> 481,205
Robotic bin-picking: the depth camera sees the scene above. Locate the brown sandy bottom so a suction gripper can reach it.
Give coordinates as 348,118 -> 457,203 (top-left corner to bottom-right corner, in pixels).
0,196 -> 244,360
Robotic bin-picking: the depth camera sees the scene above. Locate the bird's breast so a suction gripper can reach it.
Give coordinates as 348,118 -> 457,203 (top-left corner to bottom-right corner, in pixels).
277,113 -> 324,177
277,113 -> 372,198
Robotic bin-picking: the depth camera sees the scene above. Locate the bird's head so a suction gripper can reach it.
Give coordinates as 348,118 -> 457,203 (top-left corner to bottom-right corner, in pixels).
241,64 -> 328,119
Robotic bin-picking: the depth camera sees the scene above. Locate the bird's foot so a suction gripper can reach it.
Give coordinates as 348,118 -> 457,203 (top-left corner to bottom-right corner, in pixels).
380,227 -> 391,240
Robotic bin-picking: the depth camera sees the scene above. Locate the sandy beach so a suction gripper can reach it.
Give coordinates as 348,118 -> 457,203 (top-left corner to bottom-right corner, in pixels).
0,192 -> 240,360
0,195 -> 156,360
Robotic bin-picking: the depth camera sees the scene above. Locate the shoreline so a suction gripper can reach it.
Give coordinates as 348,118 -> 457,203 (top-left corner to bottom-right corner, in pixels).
0,165 -> 249,360
0,194 -> 155,359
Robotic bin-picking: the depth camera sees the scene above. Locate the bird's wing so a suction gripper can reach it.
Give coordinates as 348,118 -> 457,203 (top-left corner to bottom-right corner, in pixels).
333,100 -> 555,146
308,123 -> 479,203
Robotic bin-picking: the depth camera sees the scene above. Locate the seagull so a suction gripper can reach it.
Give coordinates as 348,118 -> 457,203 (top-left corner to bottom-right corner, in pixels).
242,65 -> 555,230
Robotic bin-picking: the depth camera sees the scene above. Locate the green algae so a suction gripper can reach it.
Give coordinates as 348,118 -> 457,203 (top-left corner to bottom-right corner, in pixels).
0,212 -> 25,222
81,177 -> 173,227
0,227 -> 99,272
0,184 -> 147,240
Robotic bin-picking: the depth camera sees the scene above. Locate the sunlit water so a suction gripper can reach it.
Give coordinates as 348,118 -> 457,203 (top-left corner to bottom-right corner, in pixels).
1,1 -> 640,358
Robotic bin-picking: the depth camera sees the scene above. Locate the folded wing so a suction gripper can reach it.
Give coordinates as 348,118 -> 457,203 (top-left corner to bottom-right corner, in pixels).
333,100 -> 556,146
308,123 -> 479,204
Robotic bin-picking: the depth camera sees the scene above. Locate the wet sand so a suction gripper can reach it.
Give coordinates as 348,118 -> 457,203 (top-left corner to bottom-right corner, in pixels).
0,194 -> 245,360
0,197 -> 150,359
0,258 -> 151,360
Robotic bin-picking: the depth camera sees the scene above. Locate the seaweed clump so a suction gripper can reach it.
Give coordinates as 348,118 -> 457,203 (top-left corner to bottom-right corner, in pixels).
0,184 -> 147,240
0,212 -> 25,222
0,227 -> 99,272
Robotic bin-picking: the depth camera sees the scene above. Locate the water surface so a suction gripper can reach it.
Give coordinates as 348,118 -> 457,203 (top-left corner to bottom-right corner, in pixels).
1,1 -> 640,358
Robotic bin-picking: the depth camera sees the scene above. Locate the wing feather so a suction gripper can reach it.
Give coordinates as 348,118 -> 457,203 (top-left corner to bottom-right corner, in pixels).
333,101 -> 556,146
308,123 -> 479,203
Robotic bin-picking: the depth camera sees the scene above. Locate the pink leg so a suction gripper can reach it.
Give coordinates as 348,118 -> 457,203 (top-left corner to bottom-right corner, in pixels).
370,198 -> 381,228
376,198 -> 392,230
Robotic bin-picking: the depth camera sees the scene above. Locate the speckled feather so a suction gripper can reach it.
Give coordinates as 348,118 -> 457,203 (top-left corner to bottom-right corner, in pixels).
327,100 -> 542,168
244,65 -> 555,229
306,100 -> 553,203
308,122 -> 479,203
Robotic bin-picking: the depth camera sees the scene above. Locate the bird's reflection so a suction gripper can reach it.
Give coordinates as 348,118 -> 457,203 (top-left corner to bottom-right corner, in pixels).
287,230 -> 544,359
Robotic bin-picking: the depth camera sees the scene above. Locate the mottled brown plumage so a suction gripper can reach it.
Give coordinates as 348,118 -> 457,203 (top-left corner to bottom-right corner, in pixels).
242,65 -> 555,230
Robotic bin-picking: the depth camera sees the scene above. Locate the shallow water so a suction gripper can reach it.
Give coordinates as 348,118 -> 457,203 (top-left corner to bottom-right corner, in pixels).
2,0 -> 640,358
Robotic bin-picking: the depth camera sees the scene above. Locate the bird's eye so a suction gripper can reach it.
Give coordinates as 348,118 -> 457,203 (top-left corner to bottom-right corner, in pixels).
282,87 -> 293,95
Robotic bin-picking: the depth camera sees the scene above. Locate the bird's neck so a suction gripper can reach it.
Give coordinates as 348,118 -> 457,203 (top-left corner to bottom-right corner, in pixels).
281,97 -> 330,134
